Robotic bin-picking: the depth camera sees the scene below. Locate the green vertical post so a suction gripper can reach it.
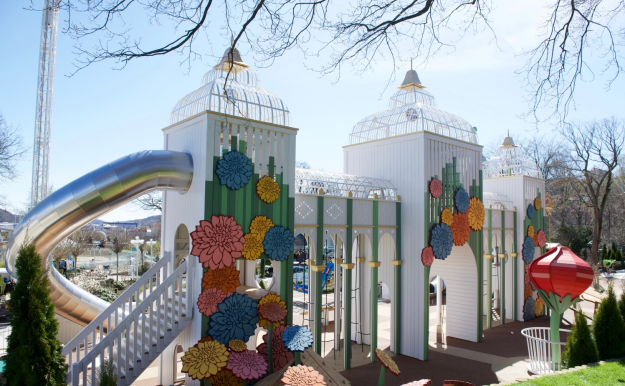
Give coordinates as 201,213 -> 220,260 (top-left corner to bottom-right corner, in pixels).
394,201 -> 402,353
314,195 -> 324,354
370,200 -> 379,362
501,210 -> 506,325
486,208 -> 492,329
423,192 -> 430,360
513,209 -> 518,321
344,199 -> 353,369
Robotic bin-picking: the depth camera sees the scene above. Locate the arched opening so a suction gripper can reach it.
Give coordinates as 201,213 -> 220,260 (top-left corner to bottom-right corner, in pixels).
174,224 -> 189,269
292,233 -> 314,330
350,233 -> 373,349
173,344 -> 184,385
378,233 -> 396,352
428,275 -> 447,344
255,257 -> 276,291
429,244 -> 479,344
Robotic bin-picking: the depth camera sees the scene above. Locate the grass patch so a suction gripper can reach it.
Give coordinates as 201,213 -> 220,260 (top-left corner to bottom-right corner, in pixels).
515,360 -> 625,385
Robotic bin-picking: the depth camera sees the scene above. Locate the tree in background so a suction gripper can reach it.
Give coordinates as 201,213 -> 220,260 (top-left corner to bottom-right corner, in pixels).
132,191 -> 162,212
562,306 -> 599,368
68,227 -> 94,273
50,241 -> 71,272
556,224 -> 593,257
4,243 -> 66,385
592,284 -> 625,360
109,231 -> 129,281
0,113 -> 26,182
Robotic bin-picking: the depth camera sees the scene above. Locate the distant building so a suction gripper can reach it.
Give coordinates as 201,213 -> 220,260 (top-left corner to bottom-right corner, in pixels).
100,222 -> 138,230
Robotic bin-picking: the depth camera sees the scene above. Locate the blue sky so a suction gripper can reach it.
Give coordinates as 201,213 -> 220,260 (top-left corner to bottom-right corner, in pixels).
1,1 -> 623,221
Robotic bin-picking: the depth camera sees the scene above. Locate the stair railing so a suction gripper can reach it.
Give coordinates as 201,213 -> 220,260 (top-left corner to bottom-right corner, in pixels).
62,254 -> 174,372
68,257 -> 193,385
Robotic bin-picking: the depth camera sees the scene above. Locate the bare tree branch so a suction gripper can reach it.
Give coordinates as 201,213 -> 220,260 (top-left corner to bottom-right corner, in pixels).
0,113 -> 27,182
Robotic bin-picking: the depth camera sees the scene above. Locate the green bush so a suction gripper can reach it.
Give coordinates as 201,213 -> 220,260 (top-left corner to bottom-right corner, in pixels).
5,243 -> 67,385
562,307 -> 599,368
619,291 -> 625,324
593,284 -> 625,360
98,359 -> 118,386
89,285 -> 118,302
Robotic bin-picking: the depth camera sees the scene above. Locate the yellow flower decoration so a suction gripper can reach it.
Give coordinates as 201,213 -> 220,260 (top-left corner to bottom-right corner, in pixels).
257,175 -> 281,204
228,339 -> 248,353
257,293 -> 287,329
468,197 -> 485,231
527,225 -> 535,238
534,197 -> 542,211
441,208 -> 453,226
535,297 -> 545,317
250,216 -> 274,239
182,340 -> 229,380
209,369 -> 243,386
242,233 -> 264,260
374,348 -> 400,376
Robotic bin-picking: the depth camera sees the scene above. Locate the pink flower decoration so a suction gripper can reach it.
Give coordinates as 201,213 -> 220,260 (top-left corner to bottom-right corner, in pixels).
281,365 -> 326,386
191,215 -> 245,270
197,288 -> 228,317
257,325 -> 293,371
421,246 -> 435,267
537,230 -> 546,248
226,349 -> 267,381
258,302 -> 288,324
402,381 -> 432,386
429,178 -> 442,198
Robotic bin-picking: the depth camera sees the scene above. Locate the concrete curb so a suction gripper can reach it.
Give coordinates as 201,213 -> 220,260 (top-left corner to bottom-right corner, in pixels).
485,357 -> 625,386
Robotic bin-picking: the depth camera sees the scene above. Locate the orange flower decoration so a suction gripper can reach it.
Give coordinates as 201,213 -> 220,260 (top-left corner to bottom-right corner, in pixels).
533,233 -> 539,247
202,265 -> 241,293
535,296 -> 545,317
281,365 -> 327,386
524,283 -> 533,298
450,212 -> 470,246
441,208 -> 453,226
374,348 -> 400,376
468,197 -> 485,231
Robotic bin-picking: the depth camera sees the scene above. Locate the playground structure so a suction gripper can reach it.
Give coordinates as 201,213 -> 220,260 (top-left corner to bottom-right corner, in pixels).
5,46 -> 553,385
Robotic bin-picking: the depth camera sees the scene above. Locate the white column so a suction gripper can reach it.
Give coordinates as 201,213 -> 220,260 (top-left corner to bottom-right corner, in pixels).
334,235 -> 342,351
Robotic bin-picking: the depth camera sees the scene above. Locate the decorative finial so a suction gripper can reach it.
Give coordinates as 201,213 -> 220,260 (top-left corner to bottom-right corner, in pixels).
410,58 -> 413,71
231,34 -> 234,47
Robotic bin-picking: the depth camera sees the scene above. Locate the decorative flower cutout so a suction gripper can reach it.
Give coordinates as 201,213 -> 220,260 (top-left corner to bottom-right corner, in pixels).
181,340 -> 229,380
250,216 -> 274,239
451,212 -> 470,246
401,381 -> 432,386
525,265 -> 531,284
527,225 -> 535,238
257,293 -> 287,329
257,325 -> 293,371
263,226 -> 294,261
208,293 -> 260,345
429,178 -> 442,198
257,175 -> 281,203
421,246 -> 435,267
242,233 -> 264,260
229,339 -> 248,353
374,348 -> 401,376
537,230 -> 546,248
532,233 -> 539,247
198,288 -> 228,317
468,197 -> 485,231
523,297 -> 536,322
191,216 -> 245,270
524,283 -> 533,298
208,369 -> 243,386
258,300 -> 288,325
534,197 -> 542,211
282,325 -> 313,353
454,188 -> 470,214
216,150 -> 253,190
430,223 -> 453,260
441,208 -> 453,226
226,349 -> 268,381
522,236 -> 535,265
202,265 -> 241,294
281,365 -> 327,386
527,204 -> 535,219
535,296 -> 545,317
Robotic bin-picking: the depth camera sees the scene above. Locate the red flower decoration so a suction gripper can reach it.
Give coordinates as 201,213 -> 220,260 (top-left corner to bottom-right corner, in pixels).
197,288 -> 228,317
257,325 -> 293,371
450,212 -> 470,246
429,178 -> 443,198
191,215 -> 245,270
258,302 -> 287,324
226,350 -> 267,381
537,230 -> 546,248
421,247 -> 435,267
202,265 -> 241,293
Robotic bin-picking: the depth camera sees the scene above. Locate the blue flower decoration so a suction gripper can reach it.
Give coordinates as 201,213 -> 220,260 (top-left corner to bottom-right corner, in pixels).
527,204 -> 535,219
454,188 -> 470,214
216,150 -> 253,190
523,297 -> 536,321
522,236 -> 535,265
208,293 -> 259,344
263,226 -> 294,261
430,223 -> 453,260
282,325 -> 313,353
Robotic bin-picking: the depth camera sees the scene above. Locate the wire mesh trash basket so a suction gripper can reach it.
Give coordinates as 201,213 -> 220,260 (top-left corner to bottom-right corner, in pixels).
521,327 -> 570,374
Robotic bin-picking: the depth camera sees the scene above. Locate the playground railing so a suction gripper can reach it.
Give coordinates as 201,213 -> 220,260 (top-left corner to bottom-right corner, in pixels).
521,327 -> 570,374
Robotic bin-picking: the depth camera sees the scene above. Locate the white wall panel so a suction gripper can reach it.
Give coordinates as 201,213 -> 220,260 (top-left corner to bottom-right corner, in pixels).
295,195 -> 318,225
352,199 -> 373,226
324,198 -> 347,225
378,202 -> 397,226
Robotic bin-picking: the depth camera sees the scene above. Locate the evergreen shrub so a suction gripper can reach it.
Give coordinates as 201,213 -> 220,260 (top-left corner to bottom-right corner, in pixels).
593,284 -> 625,360
562,307 -> 599,368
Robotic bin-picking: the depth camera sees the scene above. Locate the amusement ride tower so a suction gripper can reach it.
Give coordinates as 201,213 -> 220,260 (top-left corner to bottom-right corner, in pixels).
31,0 -> 60,207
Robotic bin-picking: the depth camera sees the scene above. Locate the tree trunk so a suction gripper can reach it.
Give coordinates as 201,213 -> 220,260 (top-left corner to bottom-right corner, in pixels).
116,252 -> 119,281
591,207 -> 604,267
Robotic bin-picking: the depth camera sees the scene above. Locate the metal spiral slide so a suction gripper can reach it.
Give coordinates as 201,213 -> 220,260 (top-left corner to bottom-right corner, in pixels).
5,150 -> 193,326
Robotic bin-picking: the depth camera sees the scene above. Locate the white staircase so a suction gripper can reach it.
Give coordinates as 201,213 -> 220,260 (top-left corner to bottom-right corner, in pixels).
62,255 -> 194,385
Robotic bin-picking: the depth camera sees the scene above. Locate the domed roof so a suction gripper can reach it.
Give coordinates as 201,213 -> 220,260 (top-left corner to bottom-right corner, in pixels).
348,69 -> 477,145
170,46 -> 290,126
483,134 -> 541,178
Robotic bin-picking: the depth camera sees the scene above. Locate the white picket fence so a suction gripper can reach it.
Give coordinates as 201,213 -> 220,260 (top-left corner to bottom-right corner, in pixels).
63,255 -> 193,385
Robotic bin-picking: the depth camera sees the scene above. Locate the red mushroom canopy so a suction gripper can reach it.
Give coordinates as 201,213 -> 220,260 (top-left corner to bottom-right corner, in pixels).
528,246 -> 593,301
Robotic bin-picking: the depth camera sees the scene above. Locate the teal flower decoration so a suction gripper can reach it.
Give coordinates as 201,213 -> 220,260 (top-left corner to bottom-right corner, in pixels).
522,236 -> 535,265
216,150 -> 253,190
208,293 -> 259,344
430,223 -> 453,260
527,204 -> 535,219
454,188 -> 470,214
282,325 -> 313,353
263,226 -> 294,261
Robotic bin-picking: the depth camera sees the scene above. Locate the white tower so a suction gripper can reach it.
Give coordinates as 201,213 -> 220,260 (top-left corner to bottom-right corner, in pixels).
31,0 -> 60,207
